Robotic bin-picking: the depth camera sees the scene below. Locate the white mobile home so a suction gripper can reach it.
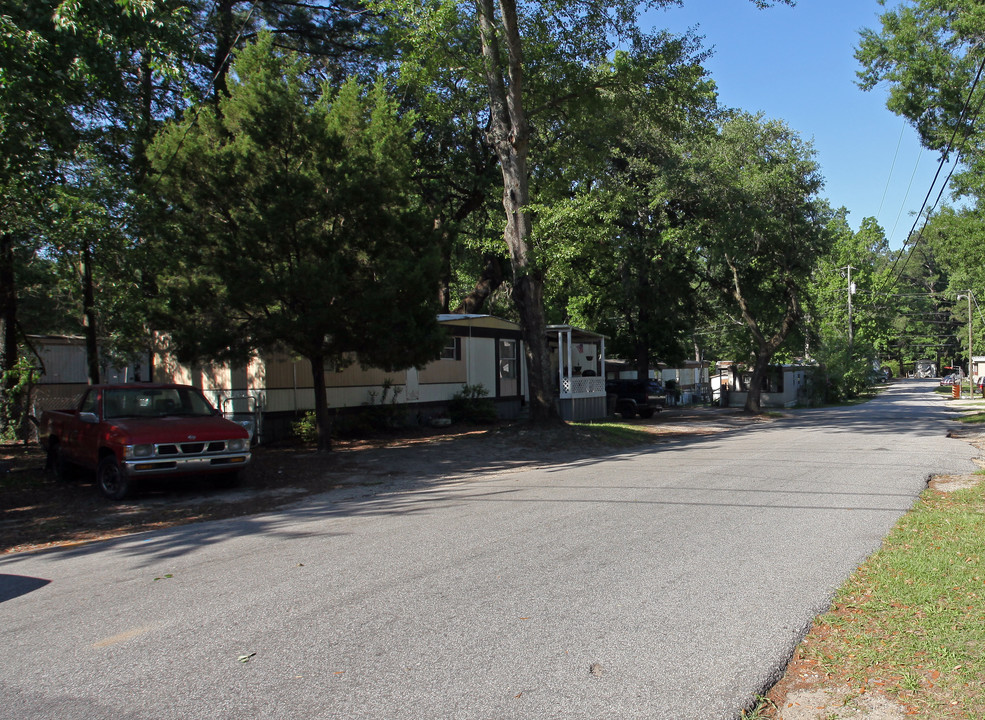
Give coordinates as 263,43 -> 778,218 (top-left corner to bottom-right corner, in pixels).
153,314 -> 532,440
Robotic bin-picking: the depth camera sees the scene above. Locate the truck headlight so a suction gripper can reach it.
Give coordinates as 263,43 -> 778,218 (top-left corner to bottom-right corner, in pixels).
227,438 -> 247,452
127,444 -> 154,458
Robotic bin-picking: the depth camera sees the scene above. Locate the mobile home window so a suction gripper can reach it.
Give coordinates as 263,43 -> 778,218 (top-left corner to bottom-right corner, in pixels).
441,337 -> 462,361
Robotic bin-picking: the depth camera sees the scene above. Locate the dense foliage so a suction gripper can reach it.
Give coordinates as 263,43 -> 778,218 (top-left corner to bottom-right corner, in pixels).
7,0 -> 985,438
147,35 -> 445,450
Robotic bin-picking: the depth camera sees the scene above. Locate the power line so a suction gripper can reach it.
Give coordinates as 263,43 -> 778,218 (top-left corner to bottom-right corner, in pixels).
877,120 -> 908,219
880,54 -> 985,294
888,146 -> 924,246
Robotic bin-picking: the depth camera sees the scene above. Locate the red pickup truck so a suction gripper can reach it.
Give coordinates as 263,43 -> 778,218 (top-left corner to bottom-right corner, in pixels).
40,384 -> 252,500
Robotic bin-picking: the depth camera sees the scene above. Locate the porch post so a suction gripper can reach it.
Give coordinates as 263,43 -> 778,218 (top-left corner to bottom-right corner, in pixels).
566,328 -> 573,386
557,329 -> 564,394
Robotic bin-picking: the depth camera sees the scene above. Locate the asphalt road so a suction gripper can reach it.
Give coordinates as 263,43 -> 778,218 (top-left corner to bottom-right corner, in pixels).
0,379 -> 976,720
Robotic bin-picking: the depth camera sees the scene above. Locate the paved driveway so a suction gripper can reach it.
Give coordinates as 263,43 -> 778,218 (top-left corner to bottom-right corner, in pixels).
0,380 -> 975,720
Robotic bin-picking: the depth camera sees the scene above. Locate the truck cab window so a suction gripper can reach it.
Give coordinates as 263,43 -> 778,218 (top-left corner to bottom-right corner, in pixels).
80,391 -> 97,415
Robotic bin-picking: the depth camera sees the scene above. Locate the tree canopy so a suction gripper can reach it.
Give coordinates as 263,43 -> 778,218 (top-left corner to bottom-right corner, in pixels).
148,35 -> 445,450
9,0 -> 962,440
692,113 -> 832,412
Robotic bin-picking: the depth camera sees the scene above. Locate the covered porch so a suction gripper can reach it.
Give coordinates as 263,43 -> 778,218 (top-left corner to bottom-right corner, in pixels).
547,325 -> 607,421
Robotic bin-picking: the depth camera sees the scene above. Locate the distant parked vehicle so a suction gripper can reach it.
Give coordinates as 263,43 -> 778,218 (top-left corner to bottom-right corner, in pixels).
940,375 -> 956,386
606,378 -> 663,419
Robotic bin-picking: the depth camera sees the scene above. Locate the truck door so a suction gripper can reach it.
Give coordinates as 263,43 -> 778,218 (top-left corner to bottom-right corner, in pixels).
74,389 -> 102,469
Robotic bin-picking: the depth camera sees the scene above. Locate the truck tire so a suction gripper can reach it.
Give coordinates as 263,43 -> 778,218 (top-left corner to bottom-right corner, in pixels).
618,401 -> 637,419
639,407 -> 655,419
97,455 -> 131,501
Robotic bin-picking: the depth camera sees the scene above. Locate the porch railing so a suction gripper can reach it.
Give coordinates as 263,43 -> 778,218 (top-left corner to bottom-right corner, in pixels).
561,376 -> 606,397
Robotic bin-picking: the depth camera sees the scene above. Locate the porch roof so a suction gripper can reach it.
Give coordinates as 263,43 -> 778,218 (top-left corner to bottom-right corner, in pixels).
437,314 -> 522,332
545,324 -> 606,344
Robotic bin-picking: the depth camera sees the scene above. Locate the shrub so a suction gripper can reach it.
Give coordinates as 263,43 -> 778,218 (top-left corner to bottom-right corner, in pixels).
1,357 -> 39,442
881,360 -> 900,378
815,355 -> 873,404
292,410 -> 318,444
364,378 -> 406,430
448,384 -> 498,424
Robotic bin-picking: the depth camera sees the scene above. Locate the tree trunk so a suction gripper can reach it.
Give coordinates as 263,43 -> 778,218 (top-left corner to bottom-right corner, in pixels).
634,338 -> 649,382
455,253 -> 505,314
724,253 -> 799,414
82,245 -> 100,385
133,51 -> 154,184
0,233 -> 18,433
634,286 -> 652,381
744,351 -> 769,414
436,219 -> 453,313
308,352 -> 332,452
213,0 -> 236,103
475,0 -> 558,422
434,180 -> 490,313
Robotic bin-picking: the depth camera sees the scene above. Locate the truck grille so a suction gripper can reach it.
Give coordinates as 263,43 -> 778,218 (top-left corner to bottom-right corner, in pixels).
156,441 -> 229,456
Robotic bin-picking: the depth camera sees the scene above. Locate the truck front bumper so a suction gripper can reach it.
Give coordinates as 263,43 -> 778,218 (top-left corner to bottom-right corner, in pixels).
123,452 -> 251,476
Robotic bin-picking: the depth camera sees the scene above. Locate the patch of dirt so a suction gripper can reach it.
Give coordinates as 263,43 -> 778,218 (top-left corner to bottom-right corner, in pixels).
0,406 -> 767,555
929,473 -> 984,493
774,687 -> 907,720
758,636 -> 911,720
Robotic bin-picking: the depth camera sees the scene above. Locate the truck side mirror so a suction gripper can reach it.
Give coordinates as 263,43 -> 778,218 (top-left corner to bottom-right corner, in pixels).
79,412 -> 99,424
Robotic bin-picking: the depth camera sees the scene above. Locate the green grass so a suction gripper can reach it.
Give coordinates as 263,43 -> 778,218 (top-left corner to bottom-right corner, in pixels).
958,411 -> 985,424
802,482 -> 985,718
569,419 -> 658,445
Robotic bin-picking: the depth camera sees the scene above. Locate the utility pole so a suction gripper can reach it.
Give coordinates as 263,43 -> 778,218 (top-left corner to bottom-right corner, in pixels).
841,265 -> 856,352
958,291 -> 973,397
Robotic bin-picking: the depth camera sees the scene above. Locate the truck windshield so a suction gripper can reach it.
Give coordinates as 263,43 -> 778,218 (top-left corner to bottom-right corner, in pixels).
103,388 -> 217,419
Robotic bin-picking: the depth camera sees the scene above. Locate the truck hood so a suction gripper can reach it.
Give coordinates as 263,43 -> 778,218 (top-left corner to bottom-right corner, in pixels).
106,415 -> 248,445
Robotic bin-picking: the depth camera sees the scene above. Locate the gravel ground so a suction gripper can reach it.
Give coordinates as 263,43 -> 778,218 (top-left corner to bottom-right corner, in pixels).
0,407 -> 768,555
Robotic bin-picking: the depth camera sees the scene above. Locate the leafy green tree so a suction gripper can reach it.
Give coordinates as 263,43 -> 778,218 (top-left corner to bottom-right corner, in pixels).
857,1 -> 985,159
914,207 -> 985,375
41,145 -> 154,382
0,0 -> 190,429
148,35 -> 444,451
0,2 -> 92,422
694,113 -> 832,413
376,12 -> 504,314
885,238 -> 961,375
371,0 -> 793,422
535,45 -> 718,376
857,3 -> 985,378
188,0 -> 382,101
807,213 -> 897,399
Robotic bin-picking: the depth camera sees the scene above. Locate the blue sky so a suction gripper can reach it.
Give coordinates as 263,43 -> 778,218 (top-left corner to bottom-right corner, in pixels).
646,0 -> 951,248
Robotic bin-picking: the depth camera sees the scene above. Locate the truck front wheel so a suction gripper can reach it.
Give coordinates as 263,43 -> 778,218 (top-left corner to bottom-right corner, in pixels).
97,455 -> 131,501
